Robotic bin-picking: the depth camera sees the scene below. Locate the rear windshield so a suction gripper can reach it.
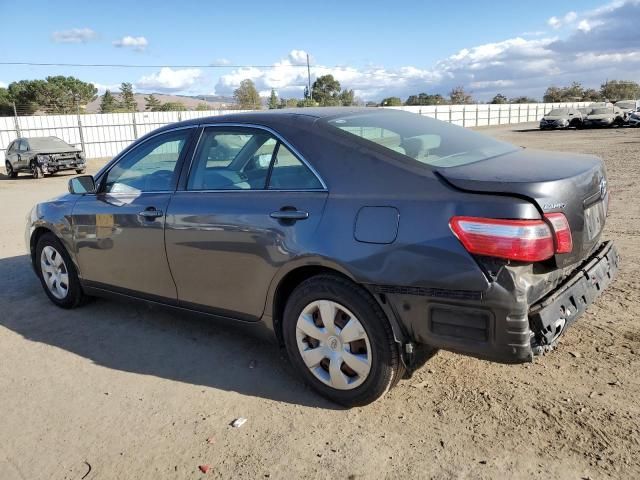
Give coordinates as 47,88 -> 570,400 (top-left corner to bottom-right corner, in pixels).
323,110 -> 518,168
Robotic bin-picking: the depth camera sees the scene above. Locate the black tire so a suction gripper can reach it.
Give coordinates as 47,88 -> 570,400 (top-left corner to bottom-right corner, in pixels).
282,274 -> 404,407
30,161 -> 44,179
35,232 -> 86,309
5,161 -> 17,178
76,168 -> 86,174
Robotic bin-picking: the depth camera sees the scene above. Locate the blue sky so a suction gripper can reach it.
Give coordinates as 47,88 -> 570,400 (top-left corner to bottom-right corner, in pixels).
0,0 -> 637,101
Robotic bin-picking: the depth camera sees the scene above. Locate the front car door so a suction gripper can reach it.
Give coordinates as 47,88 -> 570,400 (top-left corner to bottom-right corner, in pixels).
72,127 -> 196,302
16,139 -> 30,169
165,125 -> 328,320
5,140 -> 17,168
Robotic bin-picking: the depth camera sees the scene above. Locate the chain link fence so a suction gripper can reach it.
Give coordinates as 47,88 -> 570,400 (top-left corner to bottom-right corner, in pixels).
0,102 -> 591,163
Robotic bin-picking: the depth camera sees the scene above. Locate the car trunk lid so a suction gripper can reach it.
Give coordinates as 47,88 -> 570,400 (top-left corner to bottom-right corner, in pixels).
436,148 -> 609,267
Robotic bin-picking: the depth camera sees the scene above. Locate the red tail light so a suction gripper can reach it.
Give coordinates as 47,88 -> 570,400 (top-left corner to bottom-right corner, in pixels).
544,212 -> 572,254
450,216 -> 555,262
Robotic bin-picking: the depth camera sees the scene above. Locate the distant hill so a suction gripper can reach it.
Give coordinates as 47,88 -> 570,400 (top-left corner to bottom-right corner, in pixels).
86,93 -> 237,113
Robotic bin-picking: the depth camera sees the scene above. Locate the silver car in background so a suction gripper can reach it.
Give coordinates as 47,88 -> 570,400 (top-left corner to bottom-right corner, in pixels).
539,108 -> 584,129
4,136 -> 86,179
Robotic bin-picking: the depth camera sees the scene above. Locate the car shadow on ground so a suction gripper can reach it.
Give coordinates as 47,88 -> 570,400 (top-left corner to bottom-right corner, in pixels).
0,171 -> 79,180
0,254 -> 340,410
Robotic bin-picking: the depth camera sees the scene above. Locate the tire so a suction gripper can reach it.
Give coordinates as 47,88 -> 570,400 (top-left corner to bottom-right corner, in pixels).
76,168 -> 86,174
30,161 -> 44,179
282,274 -> 404,407
5,161 -> 17,178
35,232 -> 86,309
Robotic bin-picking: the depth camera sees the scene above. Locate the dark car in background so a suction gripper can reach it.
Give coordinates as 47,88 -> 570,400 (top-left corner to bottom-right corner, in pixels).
4,136 -> 86,179
25,108 -> 618,406
539,108 -> 585,129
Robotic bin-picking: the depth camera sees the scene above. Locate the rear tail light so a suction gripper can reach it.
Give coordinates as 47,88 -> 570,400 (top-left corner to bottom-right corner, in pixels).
450,213 -> 575,262
544,213 -> 572,254
450,216 -> 554,262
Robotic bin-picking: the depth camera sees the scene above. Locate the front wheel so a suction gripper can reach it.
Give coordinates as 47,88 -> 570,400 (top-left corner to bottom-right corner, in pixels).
5,161 -> 17,178
30,161 -> 44,179
35,232 -> 86,308
282,275 -> 404,407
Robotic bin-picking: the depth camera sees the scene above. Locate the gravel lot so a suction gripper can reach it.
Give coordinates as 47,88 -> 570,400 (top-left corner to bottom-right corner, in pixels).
1,123 -> 638,479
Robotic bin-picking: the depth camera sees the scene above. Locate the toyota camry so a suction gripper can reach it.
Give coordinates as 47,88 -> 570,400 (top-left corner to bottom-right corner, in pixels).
25,108 -> 619,406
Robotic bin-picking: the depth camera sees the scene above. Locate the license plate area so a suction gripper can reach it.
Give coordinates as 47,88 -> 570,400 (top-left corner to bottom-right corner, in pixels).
584,201 -> 605,240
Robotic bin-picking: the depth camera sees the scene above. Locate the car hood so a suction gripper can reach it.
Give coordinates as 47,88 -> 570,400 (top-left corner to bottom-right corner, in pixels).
32,146 -> 82,154
586,114 -> 614,120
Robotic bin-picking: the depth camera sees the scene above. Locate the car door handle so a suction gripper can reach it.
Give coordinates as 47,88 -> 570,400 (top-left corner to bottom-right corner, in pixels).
139,208 -> 164,219
270,210 -> 309,221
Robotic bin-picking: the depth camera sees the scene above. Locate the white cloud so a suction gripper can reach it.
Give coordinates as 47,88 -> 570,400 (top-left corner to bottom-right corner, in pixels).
52,28 -> 97,44
113,36 -> 148,51
564,11 -> 578,23
0,81 -> 7,88
92,82 -> 121,94
136,67 -> 203,92
288,50 -> 309,65
548,16 -> 562,29
578,20 -> 592,32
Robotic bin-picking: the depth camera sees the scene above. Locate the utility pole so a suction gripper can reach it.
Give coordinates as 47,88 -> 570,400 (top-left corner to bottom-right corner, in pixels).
307,53 -> 312,102
12,102 -> 21,137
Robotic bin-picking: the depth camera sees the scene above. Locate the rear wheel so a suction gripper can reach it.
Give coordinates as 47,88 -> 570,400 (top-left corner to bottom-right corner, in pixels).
35,232 -> 86,308
30,161 -> 44,179
282,275 -> 403,407
5,161 -> 17,178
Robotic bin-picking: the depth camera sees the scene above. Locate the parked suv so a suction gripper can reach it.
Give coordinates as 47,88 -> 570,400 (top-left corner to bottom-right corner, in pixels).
4,136 -> 86,179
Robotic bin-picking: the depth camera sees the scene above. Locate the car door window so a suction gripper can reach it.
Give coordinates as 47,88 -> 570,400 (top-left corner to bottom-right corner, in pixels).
267,143 -> 323,190
7,141 -> 16,154
18,140 -> 28,152
187,128 -> 277,190
104,129 -> 191,194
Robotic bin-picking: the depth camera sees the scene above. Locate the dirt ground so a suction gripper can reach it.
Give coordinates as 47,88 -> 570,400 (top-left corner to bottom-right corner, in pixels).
0,123 -> 638,480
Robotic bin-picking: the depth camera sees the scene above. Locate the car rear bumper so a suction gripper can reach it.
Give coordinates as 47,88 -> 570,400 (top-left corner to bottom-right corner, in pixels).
371,241 -> 619,365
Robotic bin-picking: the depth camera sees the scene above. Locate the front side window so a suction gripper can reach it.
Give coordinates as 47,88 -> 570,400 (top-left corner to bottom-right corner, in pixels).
18,140 -> 28,152
323,110 -> 518,168
104,129 -> 190,193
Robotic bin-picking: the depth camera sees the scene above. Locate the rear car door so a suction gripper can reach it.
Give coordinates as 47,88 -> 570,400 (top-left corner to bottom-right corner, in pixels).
165,125 -> 328,320
72,127 -> 196,302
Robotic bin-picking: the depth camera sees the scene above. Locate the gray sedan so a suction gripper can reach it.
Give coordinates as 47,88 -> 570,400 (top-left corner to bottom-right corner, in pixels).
5,136 -> 86,179
25,108 -> 618,406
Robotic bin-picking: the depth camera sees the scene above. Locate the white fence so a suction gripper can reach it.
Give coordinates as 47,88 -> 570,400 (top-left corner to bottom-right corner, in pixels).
0,102 -> 591,162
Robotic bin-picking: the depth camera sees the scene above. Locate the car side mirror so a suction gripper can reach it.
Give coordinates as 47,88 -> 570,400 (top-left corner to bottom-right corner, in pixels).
69,175 -> 96,194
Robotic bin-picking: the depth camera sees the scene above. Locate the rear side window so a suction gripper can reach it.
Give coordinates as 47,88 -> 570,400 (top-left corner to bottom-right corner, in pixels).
268,144 -> 323,190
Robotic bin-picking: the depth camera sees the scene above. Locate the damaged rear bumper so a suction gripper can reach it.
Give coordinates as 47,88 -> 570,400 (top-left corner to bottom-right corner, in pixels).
371,241 -> 619,365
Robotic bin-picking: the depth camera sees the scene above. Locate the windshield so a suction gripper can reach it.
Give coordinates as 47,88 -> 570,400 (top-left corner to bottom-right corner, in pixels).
323,110 -> 518,168
547,109 -> 569,116
616,101 -> 636,110
591,108 -> 613,115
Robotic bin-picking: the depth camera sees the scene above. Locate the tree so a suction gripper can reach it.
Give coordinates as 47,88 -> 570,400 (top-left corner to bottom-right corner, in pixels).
312,75 -> 341,106
0,87 -> 13,116
195,102 -> 210,111
490,93 -> 508,104
380,97 -> 402,107
543,82 -> 604,102
509,96 -> 538,103
582,88 -> 602,102
339,89 -> 355,106
543,86 -> 563,103
268,89 -> 278,109
601,80 -> 640,102
405,93 -> 447,106
7,76 -> 97,114
449,86 -> 474,104
119,82 -> 137,111
100,90 -> 117,113
144,94 -> 162,111
158,102 -> 186,111
234,79 -> 261,109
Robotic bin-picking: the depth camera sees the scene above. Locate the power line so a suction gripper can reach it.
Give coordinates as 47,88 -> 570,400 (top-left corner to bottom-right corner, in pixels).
0,61 -> 309,69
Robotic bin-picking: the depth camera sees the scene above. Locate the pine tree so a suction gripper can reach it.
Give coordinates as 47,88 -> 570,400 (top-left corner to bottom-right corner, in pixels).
100,90 -> 116,113
144,94 -> 162,111
268,89 -> 278,109
119,82 -> 137,111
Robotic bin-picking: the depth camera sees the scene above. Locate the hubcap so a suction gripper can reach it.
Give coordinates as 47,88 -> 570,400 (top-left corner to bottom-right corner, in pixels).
295,300 -> 372,390
40,246 -> 69,300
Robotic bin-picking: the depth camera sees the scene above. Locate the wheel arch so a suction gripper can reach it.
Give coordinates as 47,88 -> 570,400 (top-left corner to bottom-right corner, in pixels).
266,259 -> 408,348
